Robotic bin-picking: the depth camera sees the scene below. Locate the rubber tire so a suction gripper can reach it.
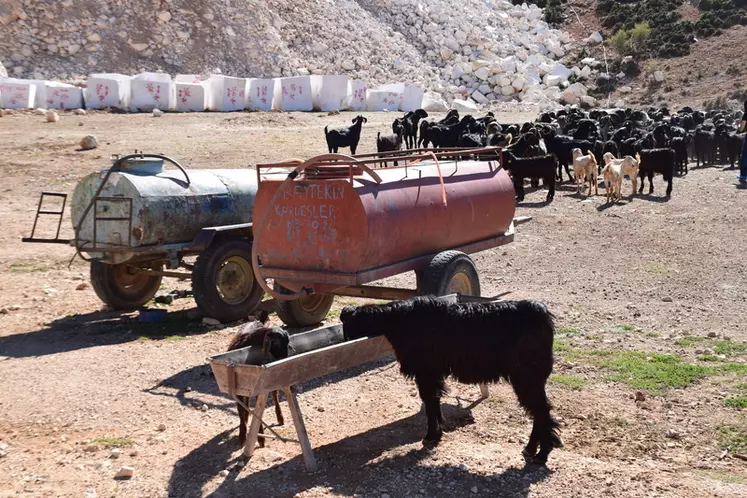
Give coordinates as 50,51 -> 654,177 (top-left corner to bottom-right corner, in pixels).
90,261 -> 163,310
273,281 -> 335,328
192,238 -> 264,323
417,250 -> 481,297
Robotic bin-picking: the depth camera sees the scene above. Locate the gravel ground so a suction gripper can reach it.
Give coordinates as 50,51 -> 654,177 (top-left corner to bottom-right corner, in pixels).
0,110 -> 745,498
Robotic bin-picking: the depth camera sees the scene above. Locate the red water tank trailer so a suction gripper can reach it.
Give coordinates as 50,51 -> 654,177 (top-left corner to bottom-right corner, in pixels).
252,152 -> 516,290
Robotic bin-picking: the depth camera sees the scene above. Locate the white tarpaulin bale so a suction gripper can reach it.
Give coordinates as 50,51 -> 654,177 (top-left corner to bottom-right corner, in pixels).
175,82 -> 207,112
277,76 -> 313,111
0,79 -> 36,109
131,73 -> 175,112
85,74 -> 131,109
366,83 -> 404,111
45,82 -> 83,109
346,80 -> 368,111
402,84 -> 424,112
246,78 -> 275,111
209,75 -> 248,112
312,75 -> 348,112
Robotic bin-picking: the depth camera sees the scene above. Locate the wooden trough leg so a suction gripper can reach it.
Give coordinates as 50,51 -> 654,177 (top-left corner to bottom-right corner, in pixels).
284,386 -> 317,472
479,383 -> 490,399
244,392 -> 268,458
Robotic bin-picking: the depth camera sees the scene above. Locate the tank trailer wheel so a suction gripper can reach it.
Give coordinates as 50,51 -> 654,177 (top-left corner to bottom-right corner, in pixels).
417,250 -> 481,297
192,239 -> 264,323
273,282 -> 335,328
90,261 -> 163,310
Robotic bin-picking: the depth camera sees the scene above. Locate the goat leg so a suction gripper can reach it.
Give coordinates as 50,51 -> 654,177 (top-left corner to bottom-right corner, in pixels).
415,374 -> 446,444
272,390 -> 284,426
237,396 -> 249,447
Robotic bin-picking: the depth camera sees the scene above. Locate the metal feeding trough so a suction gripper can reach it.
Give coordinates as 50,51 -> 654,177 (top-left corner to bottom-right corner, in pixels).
208,294 -> 500,471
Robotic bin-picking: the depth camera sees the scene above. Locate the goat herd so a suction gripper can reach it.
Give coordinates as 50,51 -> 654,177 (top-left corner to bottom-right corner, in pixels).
323,106 -> 746,205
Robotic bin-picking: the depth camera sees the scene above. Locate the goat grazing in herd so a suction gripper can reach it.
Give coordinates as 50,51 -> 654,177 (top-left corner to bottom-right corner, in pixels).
341,296 -> 562,464
226,310 -> 291,449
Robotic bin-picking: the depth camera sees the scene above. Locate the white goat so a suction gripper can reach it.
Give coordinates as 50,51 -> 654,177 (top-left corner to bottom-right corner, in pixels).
601,162 -> 623,203
603,152 -> 639,197
572,148 -> 598,196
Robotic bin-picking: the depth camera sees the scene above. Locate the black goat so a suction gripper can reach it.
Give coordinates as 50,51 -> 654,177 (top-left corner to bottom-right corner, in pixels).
340,296 -> 561,464
377,124 -> 405,167
694,128 -> 715,167
400,109 -> 428,149
419,110 -> 459,147
324,115 -> 367,155
227,311 -> 291,449
670,136 -> 689,175
502,150 -> 556,203
544,133 -> 593,182
637,148 -> 676,196
427,116 -> 477,148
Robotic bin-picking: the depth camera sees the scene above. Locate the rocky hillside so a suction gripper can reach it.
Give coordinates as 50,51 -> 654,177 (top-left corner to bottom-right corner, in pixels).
0,0 -> 579,106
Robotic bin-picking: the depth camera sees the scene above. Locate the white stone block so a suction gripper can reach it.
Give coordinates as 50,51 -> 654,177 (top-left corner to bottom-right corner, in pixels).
175,82 -> 208,112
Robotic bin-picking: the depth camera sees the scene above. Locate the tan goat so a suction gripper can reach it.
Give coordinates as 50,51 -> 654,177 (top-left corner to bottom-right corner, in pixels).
601,162 -> 623,203
603,152 -> 639,197
572,148 -> 598,196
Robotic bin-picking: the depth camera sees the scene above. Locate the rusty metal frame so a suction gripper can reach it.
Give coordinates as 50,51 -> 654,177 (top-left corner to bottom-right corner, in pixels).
22,192 -> 69,244
92,197 -> 133,250
255,147 -> 504,184
259,225 -> 515,287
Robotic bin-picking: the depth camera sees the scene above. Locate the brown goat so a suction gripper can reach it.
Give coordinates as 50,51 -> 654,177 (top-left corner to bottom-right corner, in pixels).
227,310 -> 290,449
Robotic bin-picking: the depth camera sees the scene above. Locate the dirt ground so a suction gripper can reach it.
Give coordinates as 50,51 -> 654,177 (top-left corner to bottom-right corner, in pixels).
0,109 -> 746,498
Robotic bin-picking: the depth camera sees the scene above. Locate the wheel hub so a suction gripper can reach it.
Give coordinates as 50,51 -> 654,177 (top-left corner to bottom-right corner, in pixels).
446,272 -> 474,296
216,256 -> 253,305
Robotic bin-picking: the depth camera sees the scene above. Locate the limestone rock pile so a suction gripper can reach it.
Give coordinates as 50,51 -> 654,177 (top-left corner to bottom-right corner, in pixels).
0,0 -> 587,108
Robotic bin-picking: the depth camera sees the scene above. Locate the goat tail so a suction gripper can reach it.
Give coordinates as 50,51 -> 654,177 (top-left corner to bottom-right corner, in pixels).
635,152 -> 641,164
324,125 -> 329,137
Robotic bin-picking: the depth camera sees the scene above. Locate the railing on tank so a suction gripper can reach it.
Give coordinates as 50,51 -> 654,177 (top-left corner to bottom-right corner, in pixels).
254,147 -> 505,186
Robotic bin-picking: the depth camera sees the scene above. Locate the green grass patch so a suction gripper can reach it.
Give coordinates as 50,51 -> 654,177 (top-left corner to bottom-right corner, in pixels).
611,324 -> 635,333
553,340 -> 571,353
643,262 -> 670,275
602,352 -> 711,392
8,262 -> 50,273
136,336 -> 152,342
165,335 -> 187,342
698,355 -> 723,362
723,396 -> 747,409
89,437 -> 134,448
737,383 -> 747,389
551,374 -> 588,390
718,363 -> 747,376
326,309 -> 341,320
717,427 -> 747,453
675,336 -> 707,347
713,340 -> 747,356
557,327 -> 583,336
646,332 -> 660,338
702,471 -> 746,485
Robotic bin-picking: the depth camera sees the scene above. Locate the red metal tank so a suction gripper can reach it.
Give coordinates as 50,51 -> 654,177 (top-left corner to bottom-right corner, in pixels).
253,156 -> 515,286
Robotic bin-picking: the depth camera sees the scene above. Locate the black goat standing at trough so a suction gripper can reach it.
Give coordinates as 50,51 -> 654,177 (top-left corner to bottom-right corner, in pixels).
419,110 -> 459,147
227,310 -> 291,449
637,148 -> 676,196
340,296 -> 562,464
324,115 -> 367,155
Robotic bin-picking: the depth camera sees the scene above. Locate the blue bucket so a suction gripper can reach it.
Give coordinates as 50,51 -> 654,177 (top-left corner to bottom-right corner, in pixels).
138,309 -> 168,323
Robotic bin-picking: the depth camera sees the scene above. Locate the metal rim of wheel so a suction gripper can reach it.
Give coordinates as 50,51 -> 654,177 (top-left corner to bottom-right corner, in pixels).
112,264 -> 158,298
445,271 -> 475,296
215,255 -> 254,305
297,293 -> 331,314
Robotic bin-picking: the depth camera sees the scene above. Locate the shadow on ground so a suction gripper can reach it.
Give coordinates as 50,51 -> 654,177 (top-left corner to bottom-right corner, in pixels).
0,298 -> 295,359
168,401 -> 550,498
